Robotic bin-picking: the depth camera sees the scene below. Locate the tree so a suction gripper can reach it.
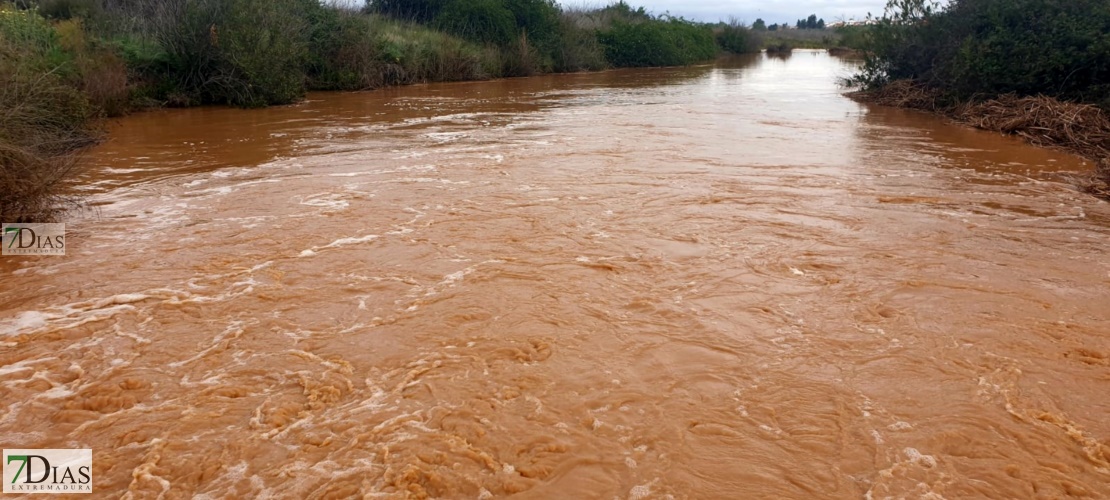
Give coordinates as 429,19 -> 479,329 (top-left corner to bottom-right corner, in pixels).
796,19 -> 804,29
768,23 -> 779,31
817,18 -> 825,29
752,18 -> 766,30
434,0 -> 516,46
806,14 -> 817,29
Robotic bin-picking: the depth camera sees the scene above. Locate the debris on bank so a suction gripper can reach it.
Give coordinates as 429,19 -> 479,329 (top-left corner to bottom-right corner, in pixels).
849,80 -> 1110,199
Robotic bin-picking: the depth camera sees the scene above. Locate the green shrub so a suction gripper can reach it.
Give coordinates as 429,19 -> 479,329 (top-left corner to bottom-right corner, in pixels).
36,0 -> 100,21
835,24 -> 870,50
504,0 -> 558,54
144,0 -> 313,107
216,0 -> 311,106
598,17 -> 717,68
551,11 -> 606,72
854,0 -> 1110,108
715,22 -> 760,54
305,9 -> 381,90
434,0 -> 515,46
371,15 -> 497,84
366,0 -> 448,24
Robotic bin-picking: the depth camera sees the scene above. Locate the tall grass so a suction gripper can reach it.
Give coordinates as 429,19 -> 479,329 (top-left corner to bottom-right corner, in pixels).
598,17 -> 717,67
551,8 -> 606,72
714,20 -> 761,54
371,16 -> 499,84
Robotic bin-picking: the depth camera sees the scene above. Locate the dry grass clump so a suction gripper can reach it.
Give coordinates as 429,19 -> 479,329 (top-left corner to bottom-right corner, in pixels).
956,96 -> 1110,161
0,143 -> 82,222
0,5 -> 96,221
849,79 -> 943,111
851,80 -> 1110,198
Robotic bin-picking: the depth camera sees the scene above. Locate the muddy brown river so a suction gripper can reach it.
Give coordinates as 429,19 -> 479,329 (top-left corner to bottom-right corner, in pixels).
2,52 -> 1109,498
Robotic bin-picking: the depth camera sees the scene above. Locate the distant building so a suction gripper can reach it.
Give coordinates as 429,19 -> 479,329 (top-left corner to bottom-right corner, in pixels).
829,19 -> 879,28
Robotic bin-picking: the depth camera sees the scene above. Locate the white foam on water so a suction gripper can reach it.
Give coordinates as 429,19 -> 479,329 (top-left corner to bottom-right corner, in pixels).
0,293 -> 152,337
629,479 -> 659,500
425,131 -> 468,143
298,234 -> 379,258
0,358 -> 53,377
298,192 -> 352,211
169,321 -> 246,368
871,430 -> 884,444
903,447 -> 937,468
322,235 -> 380,249
441,271 -> 467,286
0,311 -> 50,336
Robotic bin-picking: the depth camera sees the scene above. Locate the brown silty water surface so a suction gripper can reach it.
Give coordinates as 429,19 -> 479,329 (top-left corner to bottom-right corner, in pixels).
2,52 -> 1109,498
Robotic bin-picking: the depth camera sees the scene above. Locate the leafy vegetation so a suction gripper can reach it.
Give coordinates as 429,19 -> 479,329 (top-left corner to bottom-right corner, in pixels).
715,21 -> 761,54
598,17 -> 716,67
851,0 -> 1110,109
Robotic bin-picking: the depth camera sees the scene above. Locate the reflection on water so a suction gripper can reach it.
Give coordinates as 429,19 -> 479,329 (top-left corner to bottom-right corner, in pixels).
2,51 -> 1108,498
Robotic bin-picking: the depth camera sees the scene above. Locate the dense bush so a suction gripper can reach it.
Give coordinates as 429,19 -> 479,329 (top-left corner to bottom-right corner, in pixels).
144,0 -> 314,107
551,10 -> 606,72
434,0 -> 515,46
365,0 -> 446,24
598,18 -> 717,67
36,0 -> 99,20
854,0 -> 1110,109
0,5 -> 93,220
372,16 -> 498,84
216,0 -> 311,106
834,25 -> 870,50
503,0 -> 559,51
715,22 -> 760,54
303,8 -> 378,90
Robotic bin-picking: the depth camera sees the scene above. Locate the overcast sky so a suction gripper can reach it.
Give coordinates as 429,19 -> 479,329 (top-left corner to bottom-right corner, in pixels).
562,1 -> 891,24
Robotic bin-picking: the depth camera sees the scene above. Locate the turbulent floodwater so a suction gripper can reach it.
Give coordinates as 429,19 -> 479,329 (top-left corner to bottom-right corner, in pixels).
2,52 -> 1109,498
